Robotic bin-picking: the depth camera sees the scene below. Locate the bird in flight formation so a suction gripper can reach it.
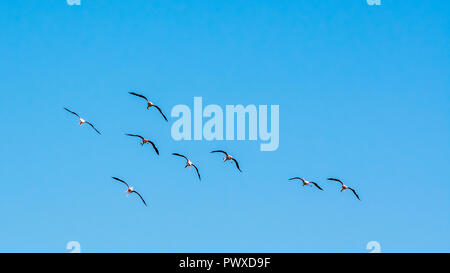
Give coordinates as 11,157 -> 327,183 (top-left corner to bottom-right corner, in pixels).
289,177 -> 323,191
126,134 -> 159,155
129,92 -> 168,121
64,93 -> 247,206
288,177 -> 360,200
211,150 -> 242,172
172,153 -> 201,181
64,92 -> 361,206
64,108 -> 101,135
112,177 -> 147,206
328,178 -> 360,200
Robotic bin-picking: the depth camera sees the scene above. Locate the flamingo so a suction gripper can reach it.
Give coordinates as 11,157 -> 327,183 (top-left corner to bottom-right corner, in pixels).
211,150 -> 242,172
126,134 -> 159,155
112,177 -> 147,206
129,92 -> 168,121
328,178 -> 360,200
172,153 -> 201,180
289,177 -> 323,191
64,108 -> 101,135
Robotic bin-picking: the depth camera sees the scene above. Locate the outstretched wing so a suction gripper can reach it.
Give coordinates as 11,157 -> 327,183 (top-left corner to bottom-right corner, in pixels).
328,178 -> 344,185
310,182 -> 324,191
129,92 -> 149,102
64,108 -> 80,118
211,150 -> 228,156
132,191 -> 148,206
86,122 -> 101,135
231,158 -> 242,172
192,164 -> 201,180
126,134 -> 145,140
289,177 -> 302,181
148,140 -> 159,155
112,177 -> 129,189
172,153 -> 188,160
349,188 -> 360,200
153,105 -> 168,122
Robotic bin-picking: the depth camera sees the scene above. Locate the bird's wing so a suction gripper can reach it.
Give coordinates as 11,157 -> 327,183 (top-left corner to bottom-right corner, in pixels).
231,158 -> 242,172
64,108 -> 80,118
349,188 -> 360,200
311,182 -> 324,191
112,177 -> 129,189
148,140 -> 159,155
289,177 -> 302,181
86,122 -> 101,135
328,178 -> 344,185
132,191 -> 147,206
192,164 -> 201,180
129,92 -> 149,102
211,150 -> 228,156
153,105 -> 168,122
126,134 -> 145,140
172,153 -> 188,160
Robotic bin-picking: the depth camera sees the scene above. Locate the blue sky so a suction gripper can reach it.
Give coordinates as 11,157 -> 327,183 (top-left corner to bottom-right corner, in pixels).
0,0 -> 448,253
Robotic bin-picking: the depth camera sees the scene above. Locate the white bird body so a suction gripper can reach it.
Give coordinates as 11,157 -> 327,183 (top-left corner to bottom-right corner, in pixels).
126,186 -> 134,196
223,155 -> 233,162
172,153 -> 201,180
328,178 -> 360,200
186,160 -> 193,167
64,108 -> 101,135
211,150 -> 242,172
112,177 -> 147,206
301,179 -> 312,187
289,177 -> 323,191
129,92 -> 168,121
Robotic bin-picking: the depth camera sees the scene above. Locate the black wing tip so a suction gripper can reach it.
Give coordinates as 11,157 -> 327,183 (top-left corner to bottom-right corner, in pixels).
328,178 -> 341,182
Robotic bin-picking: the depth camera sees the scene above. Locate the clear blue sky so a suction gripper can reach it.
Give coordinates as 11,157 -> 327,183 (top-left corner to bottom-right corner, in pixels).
0,0 -> 448,253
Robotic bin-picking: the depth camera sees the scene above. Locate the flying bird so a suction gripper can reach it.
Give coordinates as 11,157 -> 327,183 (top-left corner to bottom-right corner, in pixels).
112,177 -> 147,206
172,153 -> 201,180
211,150 -> 242,172
289,177 -> 323,191
64,108 -> 101,135
126,134 -> 159,155
328,178 -> 360,200
129,92 -> 168,121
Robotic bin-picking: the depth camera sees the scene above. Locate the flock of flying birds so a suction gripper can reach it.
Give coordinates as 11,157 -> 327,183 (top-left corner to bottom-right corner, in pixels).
64,92 -> 360,207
